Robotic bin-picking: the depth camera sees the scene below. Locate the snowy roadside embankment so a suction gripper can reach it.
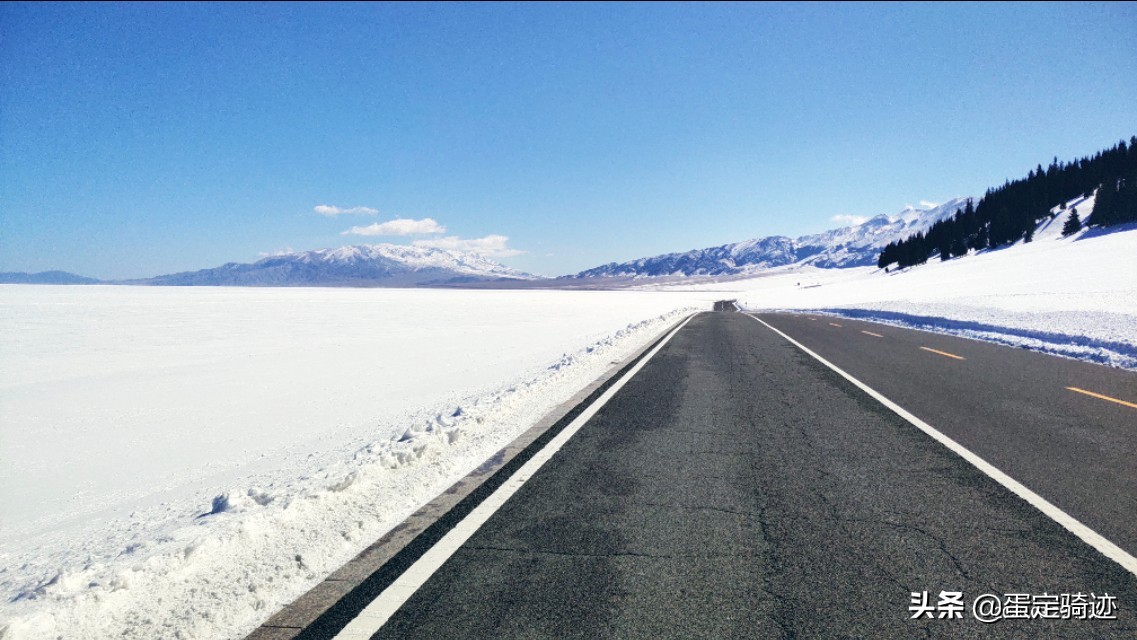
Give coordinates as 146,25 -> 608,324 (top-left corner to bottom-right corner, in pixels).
814,304 -> 1137,370
0,287 -> 709,639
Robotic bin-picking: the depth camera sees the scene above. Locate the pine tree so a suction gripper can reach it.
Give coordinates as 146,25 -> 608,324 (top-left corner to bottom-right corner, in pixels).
939,242 -> 952,261
1061,210 -> 1082,236
1092,182 -> 1114,226
1122,173 -> 1137,223
969,224 -> 983,251
877,242 -> 897,269
949,235 -> 968,258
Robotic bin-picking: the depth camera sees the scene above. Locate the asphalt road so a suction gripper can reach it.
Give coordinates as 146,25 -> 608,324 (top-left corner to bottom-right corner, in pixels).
343,312 -> 1137,637
754,312 -> 1137,557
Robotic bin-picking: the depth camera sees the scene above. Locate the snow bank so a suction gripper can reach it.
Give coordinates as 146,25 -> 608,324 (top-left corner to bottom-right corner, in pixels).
812,306 -> 1137,370
0,287 -> 708,639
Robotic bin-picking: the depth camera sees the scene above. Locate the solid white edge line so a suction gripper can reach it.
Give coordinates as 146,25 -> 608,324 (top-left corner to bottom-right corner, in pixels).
333,313 -> 699,639
748,313 -> 1137,578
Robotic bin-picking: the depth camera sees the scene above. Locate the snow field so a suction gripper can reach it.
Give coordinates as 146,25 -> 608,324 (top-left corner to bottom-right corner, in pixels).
0,287 -> 713,639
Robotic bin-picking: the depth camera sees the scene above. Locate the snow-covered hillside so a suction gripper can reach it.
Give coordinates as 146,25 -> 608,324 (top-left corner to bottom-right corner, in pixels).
656,202 -> 1137,370
573,197 -> 970,278
794,198 -> 971,267
139,244 -> 538,286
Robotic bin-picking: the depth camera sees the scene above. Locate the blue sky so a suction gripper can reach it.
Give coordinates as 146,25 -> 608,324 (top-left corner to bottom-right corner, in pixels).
2,2 -> 1135,279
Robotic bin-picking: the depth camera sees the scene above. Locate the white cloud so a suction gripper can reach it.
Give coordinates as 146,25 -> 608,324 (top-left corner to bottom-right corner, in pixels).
413,234 -> 525,258
918,200 -> 940,209
258,247 -> 295,257
831,214 -> 868,226
314,204 -> 379,217
342,218 -> 446,236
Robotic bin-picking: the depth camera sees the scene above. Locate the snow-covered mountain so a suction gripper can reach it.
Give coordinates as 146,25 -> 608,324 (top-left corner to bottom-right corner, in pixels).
573,198 -> 971,278
138,244 -> 538,287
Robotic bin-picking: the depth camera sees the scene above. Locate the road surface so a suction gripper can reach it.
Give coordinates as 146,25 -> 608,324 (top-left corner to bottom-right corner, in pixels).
301,311 -> 1137,638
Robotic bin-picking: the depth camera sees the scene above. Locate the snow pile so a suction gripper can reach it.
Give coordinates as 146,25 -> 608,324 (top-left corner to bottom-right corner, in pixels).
0,287 -> 707,639
821,304 -> 1136,369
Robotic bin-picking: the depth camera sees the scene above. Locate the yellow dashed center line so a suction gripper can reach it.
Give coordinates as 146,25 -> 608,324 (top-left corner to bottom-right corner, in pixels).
828,322 -> 843,328
920,346 -> 966,361
1066,387 -> 1137,410
861,330 -> 884,338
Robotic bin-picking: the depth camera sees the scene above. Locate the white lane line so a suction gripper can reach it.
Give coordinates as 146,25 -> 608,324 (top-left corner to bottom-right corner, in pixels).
748,313 -> 1137,578
333,313 -> 698,639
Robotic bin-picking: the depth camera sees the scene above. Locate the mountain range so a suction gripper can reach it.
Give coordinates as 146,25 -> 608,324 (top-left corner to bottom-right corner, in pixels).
132,244 -> 537,287
0,271 -> 101,285
571,197 -> 970,278
2,198 -> 973,287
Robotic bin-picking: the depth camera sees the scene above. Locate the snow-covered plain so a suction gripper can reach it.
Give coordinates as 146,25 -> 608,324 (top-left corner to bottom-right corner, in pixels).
0,287 -> 711,639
